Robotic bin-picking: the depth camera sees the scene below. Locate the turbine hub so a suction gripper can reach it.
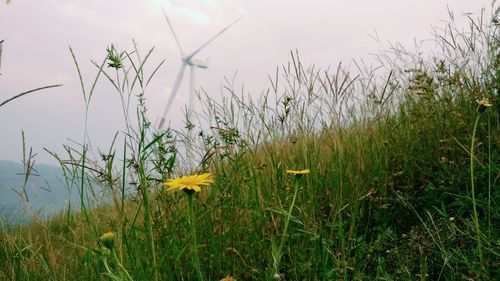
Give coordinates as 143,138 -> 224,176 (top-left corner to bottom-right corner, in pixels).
184,57 -> 209,69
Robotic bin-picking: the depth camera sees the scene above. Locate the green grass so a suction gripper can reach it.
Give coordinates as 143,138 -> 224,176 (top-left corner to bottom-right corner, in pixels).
1,7 -> 499,281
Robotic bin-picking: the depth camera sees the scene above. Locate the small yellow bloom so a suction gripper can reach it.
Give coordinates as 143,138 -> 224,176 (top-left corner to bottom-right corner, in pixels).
477,97 -> 493,113
220,276 -> 236,281
286,169 -> 310,175
164,173 -> 214,193
99,231 -> 115,250
479,97 -> 493,107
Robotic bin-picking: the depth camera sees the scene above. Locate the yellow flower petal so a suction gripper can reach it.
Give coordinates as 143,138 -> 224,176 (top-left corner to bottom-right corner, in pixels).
164,173 -> 214,193
479,97 -> 493,107
99,231 -> 115,250
286,169 -> 310,175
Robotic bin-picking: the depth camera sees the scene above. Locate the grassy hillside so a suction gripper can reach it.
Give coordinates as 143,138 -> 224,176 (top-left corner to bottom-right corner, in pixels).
1,8 -> 499,281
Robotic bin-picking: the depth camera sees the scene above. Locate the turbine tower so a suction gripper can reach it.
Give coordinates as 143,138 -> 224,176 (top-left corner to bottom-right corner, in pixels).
158,9 -> 241,129
0,39 -> 4,75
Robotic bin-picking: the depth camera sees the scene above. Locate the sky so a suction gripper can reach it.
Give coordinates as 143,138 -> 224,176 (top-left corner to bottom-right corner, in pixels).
0,0 -> 494,165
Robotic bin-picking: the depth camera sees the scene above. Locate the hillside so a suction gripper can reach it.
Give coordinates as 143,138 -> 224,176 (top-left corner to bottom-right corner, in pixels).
0,8 -> 499,281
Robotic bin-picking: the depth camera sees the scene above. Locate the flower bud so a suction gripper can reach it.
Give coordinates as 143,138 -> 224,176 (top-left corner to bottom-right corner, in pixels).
99,231 -> 115,250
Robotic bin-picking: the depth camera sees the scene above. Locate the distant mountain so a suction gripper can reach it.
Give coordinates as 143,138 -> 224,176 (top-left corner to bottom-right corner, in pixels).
0,160 -> 80,226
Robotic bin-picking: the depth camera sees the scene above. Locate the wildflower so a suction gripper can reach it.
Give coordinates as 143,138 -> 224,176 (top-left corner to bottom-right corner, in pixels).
164,173 -> 214,280
477,97 -> 493,113
164,173 -> 214,193
220,276 -> 237,281
99,231 -> 115,250
286,169 -> 310,175
479,97 -> 493,107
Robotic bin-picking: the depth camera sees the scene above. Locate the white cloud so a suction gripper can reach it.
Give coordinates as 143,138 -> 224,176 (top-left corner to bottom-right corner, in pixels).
151,0 -> 172,10
201,0 -> 217,6
175,5 -> 210,25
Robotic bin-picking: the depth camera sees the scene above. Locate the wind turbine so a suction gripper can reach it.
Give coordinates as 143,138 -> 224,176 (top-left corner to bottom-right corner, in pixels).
158,9 -> 241,129
0,39 -> 4,75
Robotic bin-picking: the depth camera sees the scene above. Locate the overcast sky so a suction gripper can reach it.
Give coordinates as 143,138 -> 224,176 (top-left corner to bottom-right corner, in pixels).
0,0 -> 493,165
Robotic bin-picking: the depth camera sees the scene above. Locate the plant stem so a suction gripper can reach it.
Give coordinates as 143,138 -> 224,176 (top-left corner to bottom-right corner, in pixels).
102,257 -> 114,276
470,112 -> 483,265
112,249 -> 134,281
188,194 -> 204,281
273,182 -> 300,277
138,164 -> 158,281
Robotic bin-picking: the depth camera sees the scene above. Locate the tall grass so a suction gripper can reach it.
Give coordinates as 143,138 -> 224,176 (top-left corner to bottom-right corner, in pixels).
1,6 -> 499,281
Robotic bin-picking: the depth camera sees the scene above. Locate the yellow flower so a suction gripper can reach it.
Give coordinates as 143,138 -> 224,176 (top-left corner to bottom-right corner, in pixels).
286,169 -> 310,175
164,173 -> 214,193
478,97 -> 493,107
477,97 -> 493,113
220,276 -> 236,281
99,231 -> 115,250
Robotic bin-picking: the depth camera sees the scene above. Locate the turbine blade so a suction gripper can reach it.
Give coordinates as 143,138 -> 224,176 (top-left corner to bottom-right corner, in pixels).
159,63 -> 187,128
185,17 -> 242,61
161,8 -> 184,57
